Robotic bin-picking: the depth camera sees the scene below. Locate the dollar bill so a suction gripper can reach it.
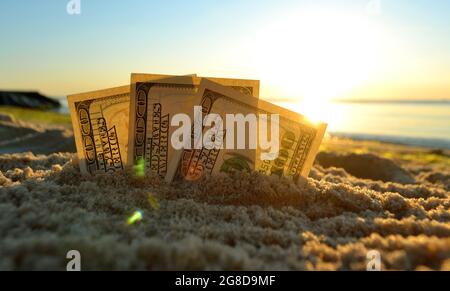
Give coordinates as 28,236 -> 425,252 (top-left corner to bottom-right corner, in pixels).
127,74 -> 260,178
67,74 -> 185,174
165,79 -> 327,183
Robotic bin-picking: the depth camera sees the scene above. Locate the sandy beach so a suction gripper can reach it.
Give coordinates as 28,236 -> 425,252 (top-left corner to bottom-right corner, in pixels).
0,110 -> 449,271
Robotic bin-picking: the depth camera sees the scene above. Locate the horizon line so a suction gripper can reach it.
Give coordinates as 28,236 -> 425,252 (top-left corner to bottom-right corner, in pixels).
265,97 -> 450,104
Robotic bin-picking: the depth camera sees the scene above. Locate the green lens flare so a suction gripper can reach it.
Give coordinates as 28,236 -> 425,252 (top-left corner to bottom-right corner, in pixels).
148,193 -> 160,211
127,210 -> 143,225
134,158 -> 145,177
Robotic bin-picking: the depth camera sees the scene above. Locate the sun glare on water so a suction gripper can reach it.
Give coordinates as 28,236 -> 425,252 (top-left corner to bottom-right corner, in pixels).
252,8 -> 387,124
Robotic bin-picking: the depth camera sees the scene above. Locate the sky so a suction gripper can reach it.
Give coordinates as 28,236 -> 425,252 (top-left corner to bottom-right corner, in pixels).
0,0 -> 449,101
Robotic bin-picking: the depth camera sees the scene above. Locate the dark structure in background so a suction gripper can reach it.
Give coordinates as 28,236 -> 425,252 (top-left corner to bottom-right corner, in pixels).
0,91 -> 60,109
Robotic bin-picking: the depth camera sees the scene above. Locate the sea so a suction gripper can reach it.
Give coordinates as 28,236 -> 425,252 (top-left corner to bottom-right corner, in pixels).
276,100 -> 450,149
57,98 -> 450,149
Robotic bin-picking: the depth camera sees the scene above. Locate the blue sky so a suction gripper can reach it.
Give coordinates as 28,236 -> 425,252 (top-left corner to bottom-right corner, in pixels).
0,0 -> 449,100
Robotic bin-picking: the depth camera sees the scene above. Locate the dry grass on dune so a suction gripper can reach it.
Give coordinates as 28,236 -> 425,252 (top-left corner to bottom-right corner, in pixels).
0,152 -> 449,271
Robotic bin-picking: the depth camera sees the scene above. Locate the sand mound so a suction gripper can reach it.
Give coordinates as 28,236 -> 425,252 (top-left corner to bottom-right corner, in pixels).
418,172 -> 450,191
0,152 -> 448,270
0,119 -> 75,155
316,152 -> 416,184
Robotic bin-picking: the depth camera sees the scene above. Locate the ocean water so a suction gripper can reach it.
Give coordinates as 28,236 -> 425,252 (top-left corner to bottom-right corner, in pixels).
58,98 -> 68,113
276,100 -> 450,149
57,98 -> 450,149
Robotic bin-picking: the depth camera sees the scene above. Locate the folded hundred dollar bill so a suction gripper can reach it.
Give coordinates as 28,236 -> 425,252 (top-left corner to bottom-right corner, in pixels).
68,85 -> 130,174
165,79 -> 327,183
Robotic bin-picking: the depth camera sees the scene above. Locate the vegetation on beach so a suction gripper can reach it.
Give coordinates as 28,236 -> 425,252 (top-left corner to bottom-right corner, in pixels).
0,106 -> 71,127
382,151 -> 450,168
321,136 -> 450,169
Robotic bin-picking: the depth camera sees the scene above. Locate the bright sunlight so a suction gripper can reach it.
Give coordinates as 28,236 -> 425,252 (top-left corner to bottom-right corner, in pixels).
252,8 -> 388,122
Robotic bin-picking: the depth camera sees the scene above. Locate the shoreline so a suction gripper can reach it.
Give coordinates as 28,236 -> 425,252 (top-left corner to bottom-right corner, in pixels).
2,104 -> 450,152
329,132 -> 450,150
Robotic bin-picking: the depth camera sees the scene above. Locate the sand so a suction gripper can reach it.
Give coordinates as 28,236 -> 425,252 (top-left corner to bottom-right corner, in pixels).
0,145 -> 449,270
0,113 -> 75,155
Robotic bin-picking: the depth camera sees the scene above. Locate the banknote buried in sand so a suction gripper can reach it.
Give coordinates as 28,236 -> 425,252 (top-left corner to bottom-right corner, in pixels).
67,73 -> 327,182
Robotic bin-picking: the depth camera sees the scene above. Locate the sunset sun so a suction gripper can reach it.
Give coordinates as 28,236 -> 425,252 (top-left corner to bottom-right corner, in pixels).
252,8 -> 387,121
